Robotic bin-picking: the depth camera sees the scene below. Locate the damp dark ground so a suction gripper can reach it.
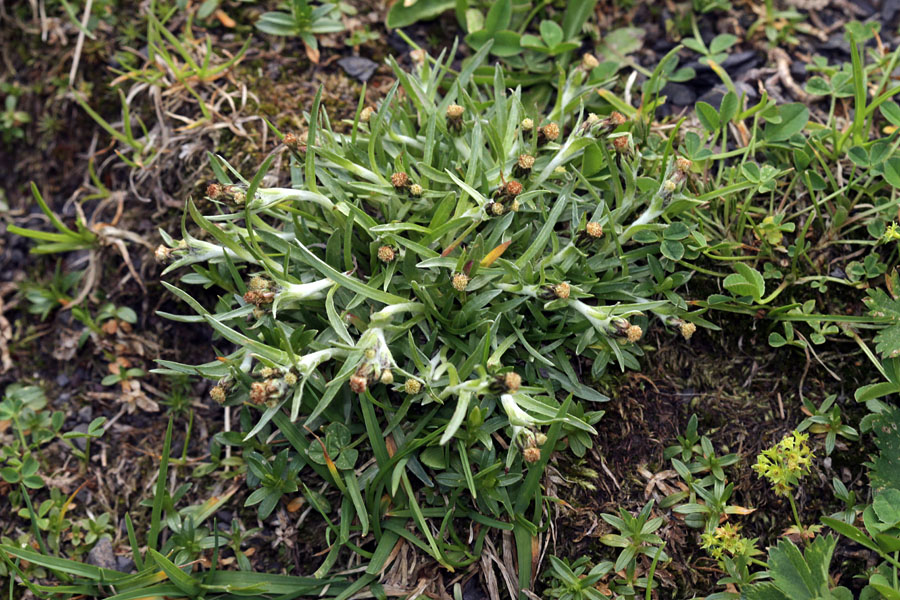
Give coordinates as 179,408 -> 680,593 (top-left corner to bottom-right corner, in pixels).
1,0 -> 896,597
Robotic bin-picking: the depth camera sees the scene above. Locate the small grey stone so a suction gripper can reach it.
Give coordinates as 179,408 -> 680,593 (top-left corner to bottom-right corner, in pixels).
87,538 -> 116,570
115,555 -> 135,573
661,82 -> 696,106
338,56 -> 378,82
77,405 -> 92,423
56,374 -> 69,388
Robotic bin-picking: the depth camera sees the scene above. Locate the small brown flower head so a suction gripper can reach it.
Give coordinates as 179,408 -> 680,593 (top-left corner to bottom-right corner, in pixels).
490,202 -> 506,216
446,104 -> 465,119
523,446 -> 542,463
680,321 -> 697,341
609,111 -> 627,126
349,374 -> 368,394
452,272 -> 470,292
612,135 -> 629,152
504,371 -> 522,393
626,324 -> 643,343
505,180 -> 523,198
581,53 -> 600,70
377,245 -> 396,263
409,183 -> 423,196
283,372 -> 298,386
380,369 -> 394,385
209,385 -> 226,404
586,222 -> 603,238
249,381 -> 268,405
391,172 -> 410,190
360,106 -> 375,123
676,157 -> 692,173
405,379 -> 422,394
521,118 -> 534,131
284,132 -> 302,152
538,122 -> 560,144
207,183 -> 225,199
553,282 -> 571,300
446,104 -> 465,133
155,245 -> 172,263
244,290 -> 274,306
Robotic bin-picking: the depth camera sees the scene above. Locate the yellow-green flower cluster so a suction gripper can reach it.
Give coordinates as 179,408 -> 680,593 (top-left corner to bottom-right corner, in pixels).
700,523 -> 758,560
753,431 -> 814,496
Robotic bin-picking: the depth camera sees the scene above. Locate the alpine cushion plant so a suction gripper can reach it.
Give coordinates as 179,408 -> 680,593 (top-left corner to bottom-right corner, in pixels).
153,42 -> 703,591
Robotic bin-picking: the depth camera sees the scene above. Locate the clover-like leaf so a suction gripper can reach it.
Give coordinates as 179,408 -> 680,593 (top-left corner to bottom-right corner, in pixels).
723,263 -> 765,302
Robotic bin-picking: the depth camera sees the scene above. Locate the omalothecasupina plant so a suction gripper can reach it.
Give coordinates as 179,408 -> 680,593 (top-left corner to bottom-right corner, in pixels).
154,42 -> 706,588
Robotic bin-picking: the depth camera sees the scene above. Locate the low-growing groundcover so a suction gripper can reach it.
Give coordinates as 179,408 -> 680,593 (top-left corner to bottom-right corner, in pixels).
4,13 -> 900,600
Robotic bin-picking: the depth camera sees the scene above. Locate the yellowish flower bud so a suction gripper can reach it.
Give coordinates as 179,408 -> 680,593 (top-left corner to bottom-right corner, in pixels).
405,379 -> 422,394
446,104 -> 464,119
626,325 -> 643,343
504,372 -> 522,393
210,386 -> 226,403
582,53 -> 599,70
523,446 -> 541,463
452,272 -> 470,292
586,222 -> 603,238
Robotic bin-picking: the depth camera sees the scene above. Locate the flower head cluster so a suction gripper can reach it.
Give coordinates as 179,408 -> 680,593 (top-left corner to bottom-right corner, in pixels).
700,523 -> 759,561
753,431 -> 814,496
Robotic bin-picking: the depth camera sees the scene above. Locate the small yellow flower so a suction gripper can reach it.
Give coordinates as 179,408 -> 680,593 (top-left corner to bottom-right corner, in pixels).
517,154 -> 535,170
452,272 -> 470,292
446,104 -> 464,119
586,222 -> 603,238
209,386 -> 226,403
504,372 -> 522,393
680,321 -> 697,340
539,122 -> 560,143
521,118 -> 534,131
405,379 -> 422,394
626,325 -> 643,343
360,106 -> 375,122
553,282 -> 570,299
582,53 -> 599,70
410,183 -> 423,196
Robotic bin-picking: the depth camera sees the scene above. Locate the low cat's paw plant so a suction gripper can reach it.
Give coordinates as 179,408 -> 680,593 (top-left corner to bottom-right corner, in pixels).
152,42 -> 706,585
